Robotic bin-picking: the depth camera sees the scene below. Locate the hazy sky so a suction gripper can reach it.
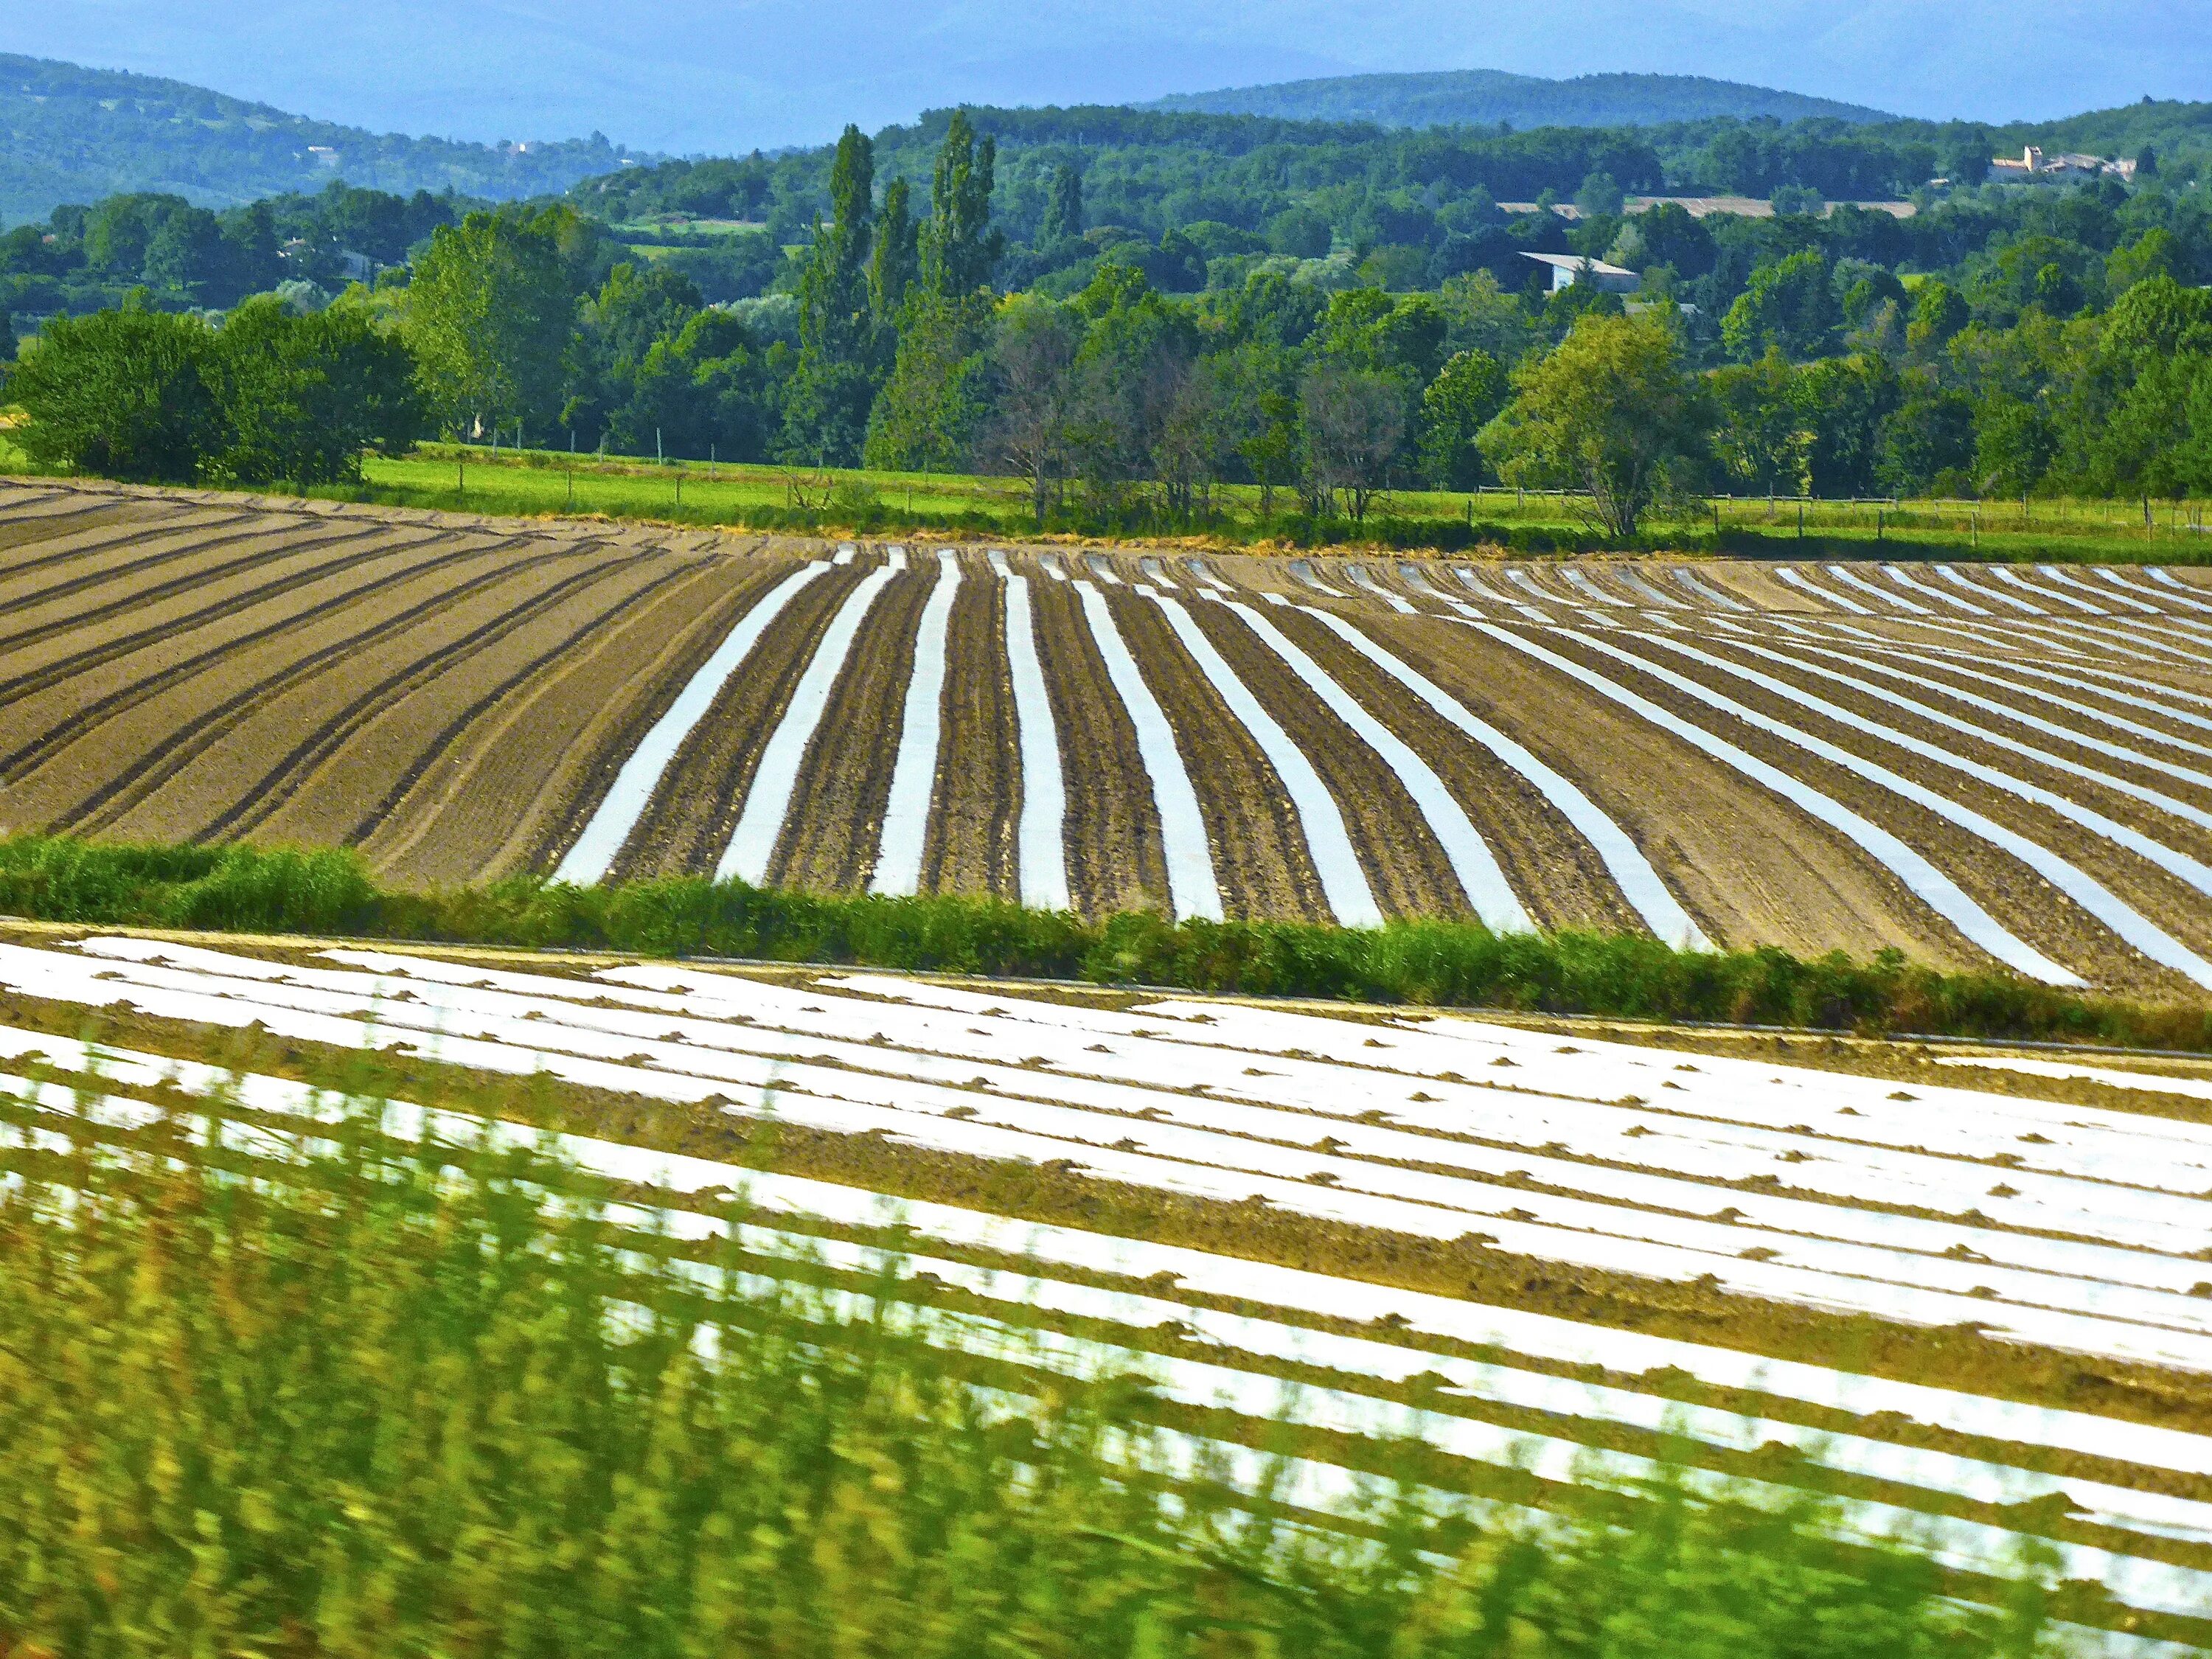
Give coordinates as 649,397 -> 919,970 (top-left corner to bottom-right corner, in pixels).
6,0 -> 2206,150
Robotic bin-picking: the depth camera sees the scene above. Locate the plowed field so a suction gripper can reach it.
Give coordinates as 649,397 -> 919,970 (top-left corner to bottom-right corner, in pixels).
7,479 -> 2212,990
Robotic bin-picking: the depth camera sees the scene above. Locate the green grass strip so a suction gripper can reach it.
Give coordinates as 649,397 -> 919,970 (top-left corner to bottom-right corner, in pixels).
2,832 -> 2208,1050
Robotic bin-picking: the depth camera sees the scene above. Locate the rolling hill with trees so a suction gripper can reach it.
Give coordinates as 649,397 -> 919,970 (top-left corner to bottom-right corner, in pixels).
1152,69 -> 1893,129
0,53 -> 634,225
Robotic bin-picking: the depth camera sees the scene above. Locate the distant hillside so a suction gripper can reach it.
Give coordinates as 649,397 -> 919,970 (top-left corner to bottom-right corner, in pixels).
1152,69 -> 1892,130
0,55 -> 638,225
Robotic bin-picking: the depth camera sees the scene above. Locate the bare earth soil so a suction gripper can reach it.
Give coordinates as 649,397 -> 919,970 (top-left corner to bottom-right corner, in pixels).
7,479 -> 2212,990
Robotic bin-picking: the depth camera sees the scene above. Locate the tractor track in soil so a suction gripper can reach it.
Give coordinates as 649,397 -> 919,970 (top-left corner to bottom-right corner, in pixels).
768,568 -> 933,894
1027,577 -> 1168,917
0,498 -> 220,574
35,538 -> 575,835
337,557 -> 712,863
606,563 -> 866,883
198,552 -> 659,846
0,530 -> 493,740
1105,588 -> 1328,925
923,559 -> 1020,902
1183,599 -> 1467,922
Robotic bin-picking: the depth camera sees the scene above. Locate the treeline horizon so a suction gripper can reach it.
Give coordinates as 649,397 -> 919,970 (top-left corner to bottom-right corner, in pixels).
4,99 -> 2212,536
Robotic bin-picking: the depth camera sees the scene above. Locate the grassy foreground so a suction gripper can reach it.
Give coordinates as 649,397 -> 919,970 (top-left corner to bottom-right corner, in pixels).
0,1084 -> 2058,1657
4,834 -> 2210,1051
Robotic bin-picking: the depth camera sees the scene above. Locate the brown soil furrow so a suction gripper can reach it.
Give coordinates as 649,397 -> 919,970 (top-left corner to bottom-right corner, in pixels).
1027,575 -> 1168,916
1532,628 -> 2190,992
1105,589 -> 1329,924
1265,605 -> 1649,936
608,563 -> 868,882
23,540 -> 556,833
767,571 -> 933,892
1360,613 -> 1973,965
1677,631 -> 2212,860
0,535 -> 524,787
1586,630 -> 2212,970
260,556 -> 700,855
0,498 -> 206,567
922,560 -> 1020,901
84,550 -> 608,846
1184,599 -> 1466,922
203,553 -> 652,845
0,529 -> 477,734
0,516 -> 389,649
369,557 -> 788,885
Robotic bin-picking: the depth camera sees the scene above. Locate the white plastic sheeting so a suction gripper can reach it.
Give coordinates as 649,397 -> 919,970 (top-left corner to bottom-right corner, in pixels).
717,555 -> 902,883
1470,624 -> 2079,983
554,560 -> 828,883
996,556 -> 1071,911
1074,582 -> 1221,919
870,549 -> 961,895
1145,591 -> 1382,926
1214,597 -> 1529,932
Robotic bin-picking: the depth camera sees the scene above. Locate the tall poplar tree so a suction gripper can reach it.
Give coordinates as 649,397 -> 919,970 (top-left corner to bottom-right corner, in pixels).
785,125 -> 879,464
919,111 -> 1004,302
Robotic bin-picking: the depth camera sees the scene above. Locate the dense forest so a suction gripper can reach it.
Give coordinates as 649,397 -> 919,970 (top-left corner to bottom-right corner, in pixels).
0,54 -> 634,224
7,95 -> 2212,528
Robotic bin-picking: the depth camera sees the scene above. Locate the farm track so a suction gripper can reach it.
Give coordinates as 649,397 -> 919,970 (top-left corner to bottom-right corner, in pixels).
15,937 -> 2212,1644
0,532 -> 496,774
0,509 -> 248,606
923,557 -> 1020,902
1028,577 -> 1169,915
394,553 -> 785,885
1105,588 -> 1329,923
771,569 -> 933,892
608,563 -> 866,882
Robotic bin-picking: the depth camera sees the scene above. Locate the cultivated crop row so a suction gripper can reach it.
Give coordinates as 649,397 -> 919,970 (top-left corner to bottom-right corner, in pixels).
4,934 -> 2211,1649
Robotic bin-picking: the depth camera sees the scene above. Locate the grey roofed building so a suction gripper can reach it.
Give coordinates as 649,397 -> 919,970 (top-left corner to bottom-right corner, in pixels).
1520,251 -> 1642,293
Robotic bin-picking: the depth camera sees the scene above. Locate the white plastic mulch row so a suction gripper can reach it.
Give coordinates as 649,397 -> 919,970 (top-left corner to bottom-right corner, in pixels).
1467,623 -> 2079,984
1298,608 -> 1703,947
1931,1052 -> 2212,1106
718,550 -> 906,883
991,552 -> 1071,912
1537,625 -> 2212,989
1141,588 -> 1383,928
24,940 -> 2212,1371
552,559 -> 830,883
1206,597 -> 1528,933
1618,631 -> 2212,906
7,1031 -> 2212,1623
869,550 -> 960,896
1774,566 -> 1868,614
1072,582 -> 1222,919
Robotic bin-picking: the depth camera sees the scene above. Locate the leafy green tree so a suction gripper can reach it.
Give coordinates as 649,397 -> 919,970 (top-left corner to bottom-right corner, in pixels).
984,293 -> 1083,523
1975,394 -> 2058,501
206,295 -> 424,484
1479,311 -> 1709,540
1874,386 -> 1976,495
1708,348 -> 1810,496
919,111 -> 1004,302
1790,352 -> 1899,496
1417,347 -> 1505,489
870,177 -> 919,325
1211,339 -> 1304,518
784,125 -> 880,464
1905,279 -> 1969,358
608,310 -> 768,462
402,207 -> 577,439
4,302 -> 219,481
0,307 -> 14,363
863,295 -> 986,472
1038,162 -> 1084,245
1722,249 -> 1838,362
1301,361 -> 1405,524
